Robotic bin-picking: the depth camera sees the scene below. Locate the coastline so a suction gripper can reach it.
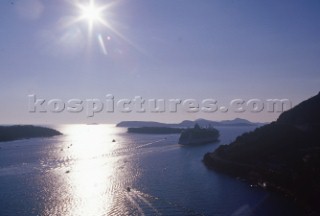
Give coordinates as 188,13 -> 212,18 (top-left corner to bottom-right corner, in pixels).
203,152 -> 316,216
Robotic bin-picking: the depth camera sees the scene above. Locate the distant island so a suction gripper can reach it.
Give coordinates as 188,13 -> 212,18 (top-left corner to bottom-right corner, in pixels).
179,124 -> 219,145
117,118 -> 264,128
203,92 -> 320,215
0,125 -> 62,142
127,127 -> 184,134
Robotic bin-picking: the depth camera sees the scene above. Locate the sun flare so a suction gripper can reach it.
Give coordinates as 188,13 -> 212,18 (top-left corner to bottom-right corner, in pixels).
69,0 -> 136,56
77,0 -> 108,33
80,3 -> 102,23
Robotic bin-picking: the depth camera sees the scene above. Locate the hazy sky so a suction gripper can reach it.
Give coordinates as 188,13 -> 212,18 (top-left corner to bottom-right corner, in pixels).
0,0 -> 319,124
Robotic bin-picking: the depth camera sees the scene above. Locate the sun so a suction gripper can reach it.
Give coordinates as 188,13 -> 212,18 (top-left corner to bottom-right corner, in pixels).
80,2 -> 102,23
77,0 -> 108,33
69,0 -> 136,56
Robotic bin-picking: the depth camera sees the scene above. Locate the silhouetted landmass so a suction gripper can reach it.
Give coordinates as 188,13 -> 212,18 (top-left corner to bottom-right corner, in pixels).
203,92 -> 320,215
127,127 -> 184,134
179,124 -> 219,145
117,118 -> 264,128
0,125 -> 62,142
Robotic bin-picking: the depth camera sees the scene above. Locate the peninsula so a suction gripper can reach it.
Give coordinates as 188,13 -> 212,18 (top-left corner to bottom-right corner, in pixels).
0,125 -> 62,142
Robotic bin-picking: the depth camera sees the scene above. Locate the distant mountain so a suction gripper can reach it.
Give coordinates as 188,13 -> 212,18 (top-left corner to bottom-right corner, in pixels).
127,127 -> 184,134
116,118 -> 262,128
203,92 -> 320,215
116,121 -> 171,128
220,118 -> 252,125
0,125 -> 62,142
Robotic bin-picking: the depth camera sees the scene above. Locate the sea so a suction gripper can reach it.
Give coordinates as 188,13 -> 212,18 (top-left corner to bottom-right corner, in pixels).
0,125 -> 303,216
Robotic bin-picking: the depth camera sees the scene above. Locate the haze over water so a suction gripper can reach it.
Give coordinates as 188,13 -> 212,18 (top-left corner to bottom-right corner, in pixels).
0,125 -> 302,216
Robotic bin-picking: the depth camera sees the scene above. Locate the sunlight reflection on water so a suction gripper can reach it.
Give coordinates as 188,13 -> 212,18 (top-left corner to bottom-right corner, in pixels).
0,125 -> 303,216
54,124 -> 133,216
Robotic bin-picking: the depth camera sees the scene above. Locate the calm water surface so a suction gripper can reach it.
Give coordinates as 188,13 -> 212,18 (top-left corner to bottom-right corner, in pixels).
0,125 -> 303,216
